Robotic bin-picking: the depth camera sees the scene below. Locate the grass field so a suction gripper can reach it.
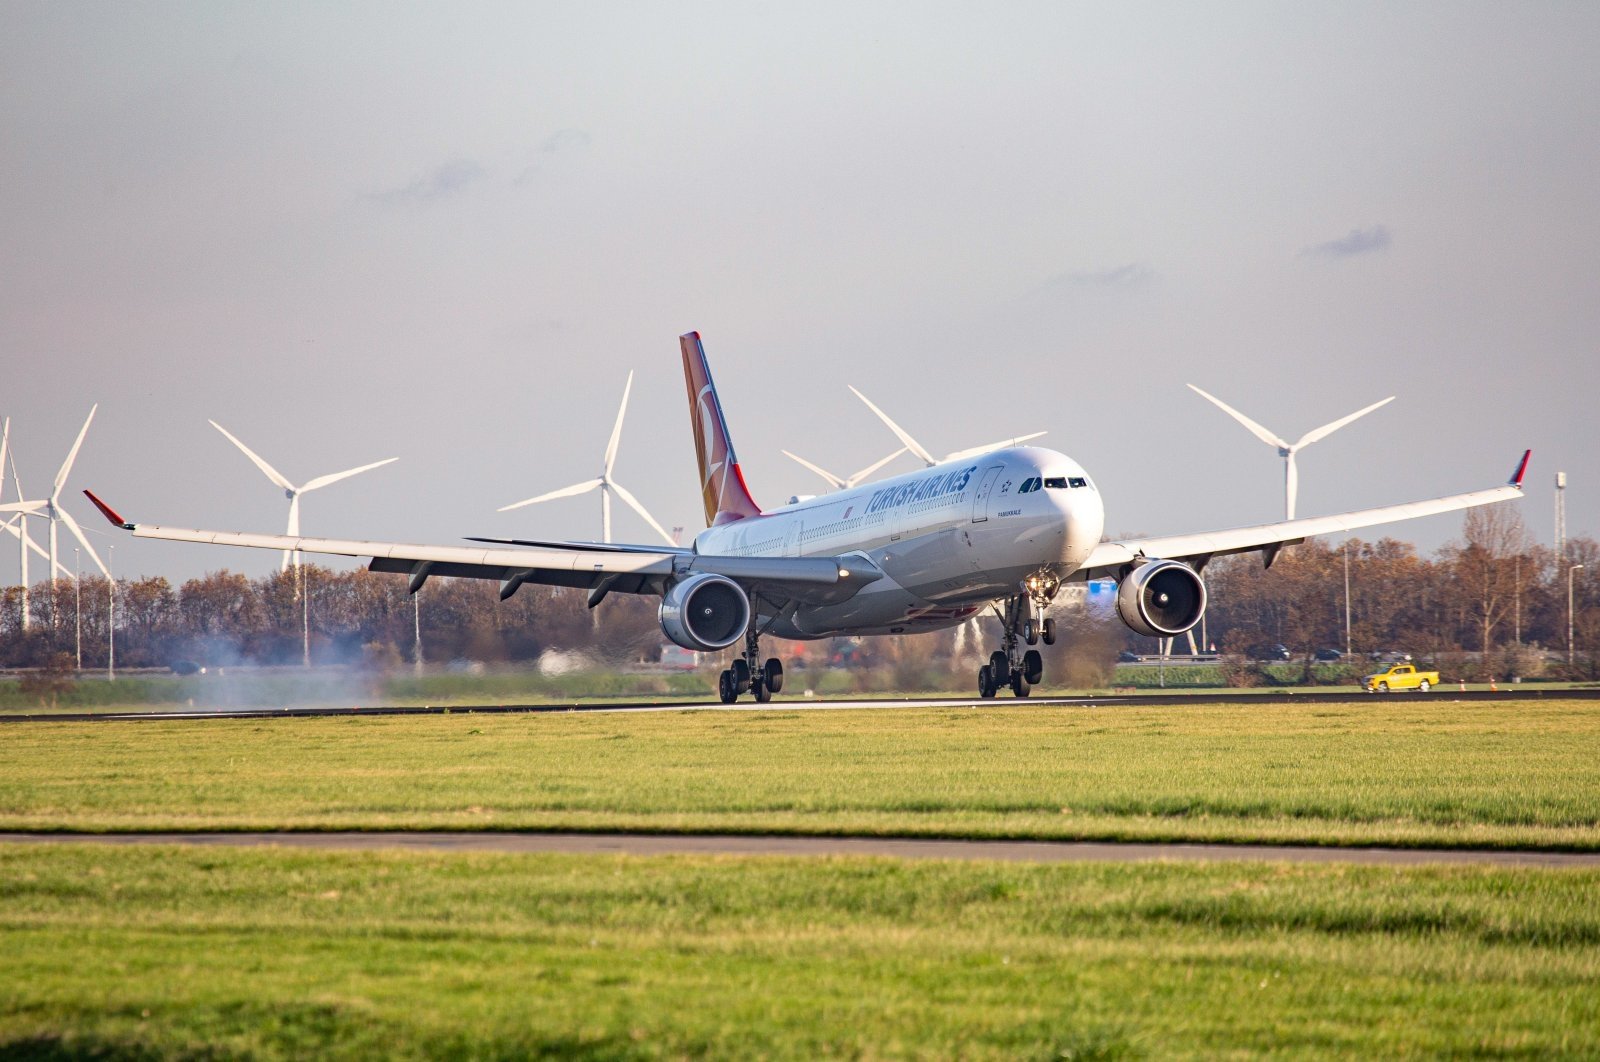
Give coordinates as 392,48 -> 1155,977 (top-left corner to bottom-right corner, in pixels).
3,843 -> 1597,1058
4,699 -> 1599,849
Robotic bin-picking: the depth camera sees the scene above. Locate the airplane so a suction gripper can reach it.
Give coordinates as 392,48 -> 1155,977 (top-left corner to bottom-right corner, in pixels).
85,331 -> 1530,703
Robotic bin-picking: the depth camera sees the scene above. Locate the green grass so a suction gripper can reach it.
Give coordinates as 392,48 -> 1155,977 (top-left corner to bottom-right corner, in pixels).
2,843 -> 1596,1058
5,700 -> 1600,849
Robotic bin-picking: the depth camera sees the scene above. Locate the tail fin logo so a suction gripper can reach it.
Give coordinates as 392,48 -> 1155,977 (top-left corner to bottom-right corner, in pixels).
680,332 -> 762,527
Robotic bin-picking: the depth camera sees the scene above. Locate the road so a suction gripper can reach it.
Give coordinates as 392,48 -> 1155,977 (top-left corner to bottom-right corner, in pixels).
2,831 -> 1596,866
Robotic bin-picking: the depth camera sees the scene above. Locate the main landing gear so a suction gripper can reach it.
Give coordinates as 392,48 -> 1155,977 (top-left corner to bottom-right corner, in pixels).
718,621 -> 785,704
977,577 -> 1058,699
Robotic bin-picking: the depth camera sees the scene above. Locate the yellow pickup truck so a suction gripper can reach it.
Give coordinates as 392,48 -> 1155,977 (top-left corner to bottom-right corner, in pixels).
1364,663 -> 1439,693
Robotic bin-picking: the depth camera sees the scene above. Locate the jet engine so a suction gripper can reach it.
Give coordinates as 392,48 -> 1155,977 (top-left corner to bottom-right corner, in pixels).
658,573 -> 751,652
1115,559 -> 1207,638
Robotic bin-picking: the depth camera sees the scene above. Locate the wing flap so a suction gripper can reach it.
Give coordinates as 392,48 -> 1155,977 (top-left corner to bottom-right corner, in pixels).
114,517 -> 881,603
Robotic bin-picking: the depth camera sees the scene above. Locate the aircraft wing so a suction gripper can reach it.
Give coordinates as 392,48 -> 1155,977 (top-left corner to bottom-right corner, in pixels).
83,492 -> 882,606
1079,451 -> 1530,578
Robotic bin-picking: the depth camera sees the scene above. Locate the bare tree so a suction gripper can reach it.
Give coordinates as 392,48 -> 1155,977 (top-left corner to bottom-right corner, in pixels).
1441,505 -> 1530,671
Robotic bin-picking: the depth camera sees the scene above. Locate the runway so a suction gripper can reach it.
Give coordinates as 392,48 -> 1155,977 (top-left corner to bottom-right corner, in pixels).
3,830 -> 1596,867
3,685 -> 1596,724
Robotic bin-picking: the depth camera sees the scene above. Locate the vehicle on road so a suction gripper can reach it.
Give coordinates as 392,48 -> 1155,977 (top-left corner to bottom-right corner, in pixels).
1314,647 -> 1343,661
1249,643 -> 1291,661
1365,663 -> 1440,693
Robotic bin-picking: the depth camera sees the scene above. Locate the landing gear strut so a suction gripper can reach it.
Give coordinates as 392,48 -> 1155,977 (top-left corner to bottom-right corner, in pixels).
975,573 -> 1059,699
718,619 -> 784,704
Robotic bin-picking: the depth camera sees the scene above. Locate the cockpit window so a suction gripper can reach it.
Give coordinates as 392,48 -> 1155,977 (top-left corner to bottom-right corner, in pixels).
1068,477 -> 1088,488
1044,477 -> 1067,489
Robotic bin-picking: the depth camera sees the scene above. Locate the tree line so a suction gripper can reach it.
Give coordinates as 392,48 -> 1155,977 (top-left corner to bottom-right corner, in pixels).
1,507 -> 1595,680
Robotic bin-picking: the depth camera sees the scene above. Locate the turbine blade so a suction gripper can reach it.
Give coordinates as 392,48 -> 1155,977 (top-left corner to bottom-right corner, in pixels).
602,371 -> 634,477
301,457 -> 399,492
782,450 -> 847,491
56,506 -> 109,576
608,480 -> 676,545
846,448 -> 909,486
1293,395 -> 1396,449
0,501 -> 46,515
498,478 -> 604,511
1186,385 -> 1289,450
52,404 -> 98,500
848,386 -> 937,466
210,420 -> 296,492
944,432 -> 1048,462
0,418 -> 8,500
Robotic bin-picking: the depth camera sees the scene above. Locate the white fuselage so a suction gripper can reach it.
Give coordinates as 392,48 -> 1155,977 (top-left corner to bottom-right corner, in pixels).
693,446 -> 1105,638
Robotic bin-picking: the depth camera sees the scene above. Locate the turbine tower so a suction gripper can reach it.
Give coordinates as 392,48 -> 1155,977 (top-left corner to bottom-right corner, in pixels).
498,371 -> 673,545
1187,384 -> 1395,520
210,420 -> 398,572
847,386 -> 1047,467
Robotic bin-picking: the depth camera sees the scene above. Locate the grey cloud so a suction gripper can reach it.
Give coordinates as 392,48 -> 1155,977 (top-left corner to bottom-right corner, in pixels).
515,129 -> 593,186
1303,225 -> 1392,258
364,159 -> 487,206
538,128 -> 591,153
1061,263 -> 1153,287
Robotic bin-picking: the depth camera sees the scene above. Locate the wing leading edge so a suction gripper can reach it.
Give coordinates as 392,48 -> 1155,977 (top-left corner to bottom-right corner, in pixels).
82,491 -> 880,605
1080,450 -> 1530,577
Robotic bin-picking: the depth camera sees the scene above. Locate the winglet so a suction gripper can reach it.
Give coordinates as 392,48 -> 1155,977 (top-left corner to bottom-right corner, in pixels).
83,489 -> 134,530
1510,449 -> 1532,488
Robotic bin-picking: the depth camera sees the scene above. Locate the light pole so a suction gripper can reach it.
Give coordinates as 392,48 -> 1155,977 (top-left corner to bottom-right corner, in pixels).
74,547 -> 81,669
107,545 -> 115,681
413,588 -> 424,675
1569,564 -> 1586,669
301,563 -> 311,668
1343,541 -> 1352,656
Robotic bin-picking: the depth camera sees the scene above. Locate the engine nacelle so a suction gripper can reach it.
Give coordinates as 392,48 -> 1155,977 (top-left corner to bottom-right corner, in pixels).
1115,559 -> 1207,638
658,573 -> 751,652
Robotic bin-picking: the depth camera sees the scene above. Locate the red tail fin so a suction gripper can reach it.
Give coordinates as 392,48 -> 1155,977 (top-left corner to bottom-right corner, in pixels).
680,331 -> 762,527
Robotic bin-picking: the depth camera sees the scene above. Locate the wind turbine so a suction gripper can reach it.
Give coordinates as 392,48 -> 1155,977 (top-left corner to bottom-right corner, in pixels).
846,386 -> 1047,467
782,447 -> 909,493
498,371 -> 674,545
1187,384 -> 1395,520
209,420 -> 398,572
1,413 -> 106,628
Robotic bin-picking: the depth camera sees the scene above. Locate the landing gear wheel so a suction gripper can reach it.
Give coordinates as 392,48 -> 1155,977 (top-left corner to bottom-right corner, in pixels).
1041,618 -> 1056,646
731,658 -> 751,694
978,664 -> 996,699
1011,670 -> 1031,698
1023,620 -> 1038,646
1023,649 -> 1043,685
989,650 -> 1010,686
718,670 -> 737,704
753,677 -> 772,703
1418,679 -> 1431,692
763,658 -> 784,694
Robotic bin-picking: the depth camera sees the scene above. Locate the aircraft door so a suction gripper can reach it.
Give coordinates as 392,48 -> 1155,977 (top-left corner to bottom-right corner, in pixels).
970,465 -> 1003,523
784,520 -> 803,557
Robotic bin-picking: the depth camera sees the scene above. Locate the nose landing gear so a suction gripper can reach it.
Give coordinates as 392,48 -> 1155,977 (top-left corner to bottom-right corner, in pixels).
976,575 -> 1059,699
717,620 -> 785,704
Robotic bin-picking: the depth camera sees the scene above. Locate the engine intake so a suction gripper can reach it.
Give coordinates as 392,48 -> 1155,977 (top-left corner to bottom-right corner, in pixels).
658,573 -> 751,652
1115,559 -> 1207,638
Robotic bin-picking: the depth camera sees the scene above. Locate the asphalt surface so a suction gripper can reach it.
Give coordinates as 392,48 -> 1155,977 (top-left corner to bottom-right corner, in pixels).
3,686 -> 1597,723
3,830 -> 1596,866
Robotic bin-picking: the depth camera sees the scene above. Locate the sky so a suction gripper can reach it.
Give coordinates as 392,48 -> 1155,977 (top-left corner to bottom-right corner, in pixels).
2,1 -> 1596,584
